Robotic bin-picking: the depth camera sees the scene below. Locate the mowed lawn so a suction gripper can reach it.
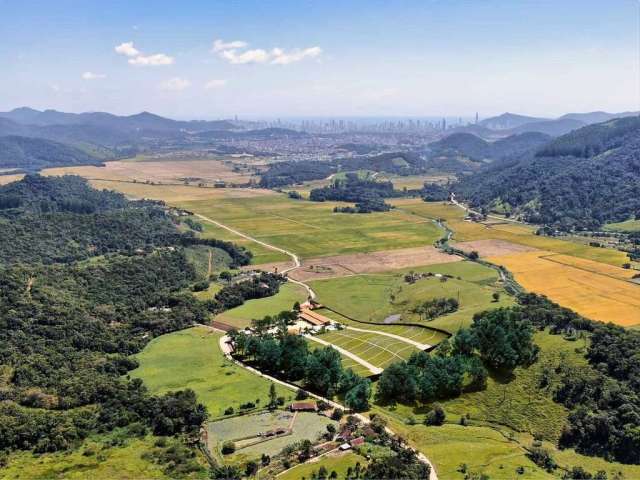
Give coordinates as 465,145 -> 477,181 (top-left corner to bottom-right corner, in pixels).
392,199 -> 631,267
317,329 -> 420,369
310,261 -> 513,335
129,327 -> 292,417
604,218 -> 640,232
214,282 -> 308,329
175,194 -> 443,259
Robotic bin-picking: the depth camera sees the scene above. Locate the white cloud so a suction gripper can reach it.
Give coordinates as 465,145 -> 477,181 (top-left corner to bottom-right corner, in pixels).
205,79 -> 227,89
114,42 -> 140,57
212,39 -> 248,52
81,71 -> 106,80
221,48 -> 270,65
159,77 -> 191,91
115,41 -> 174,66
128,53 -> 174,66
271,46 -> 322,65
213,38 -> 322,65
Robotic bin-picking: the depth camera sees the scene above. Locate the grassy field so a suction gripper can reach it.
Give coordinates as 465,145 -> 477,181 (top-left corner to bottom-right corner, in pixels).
214,282 -> 308,329
604,218 -> 640,232
175,194 -> 444,260
488,251 -> 640,326
129,327 -> 292,417
310,261 -> 513,334
1,434 -> 204,480
277,452 -> 365,480
392,199 -> 631,267
208,411 -> 336,462
317,328 -> 421,369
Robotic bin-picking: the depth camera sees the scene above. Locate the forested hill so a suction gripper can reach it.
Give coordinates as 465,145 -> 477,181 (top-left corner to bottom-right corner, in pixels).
0,174 -> 252,461
454,116 -> 640,230
429,132 -> 551,162
0,135 -> 103,171
0,175 -> 252,265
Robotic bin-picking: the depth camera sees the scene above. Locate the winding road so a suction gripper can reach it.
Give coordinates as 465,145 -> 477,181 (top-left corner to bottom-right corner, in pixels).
194,212 -> 439,479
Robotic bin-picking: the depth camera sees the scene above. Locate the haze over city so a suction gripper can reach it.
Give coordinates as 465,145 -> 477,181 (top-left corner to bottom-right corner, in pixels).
2,0 -> 639,119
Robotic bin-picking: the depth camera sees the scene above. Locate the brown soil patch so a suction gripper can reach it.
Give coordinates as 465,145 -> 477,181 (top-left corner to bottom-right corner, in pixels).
453,239 -> 538,257
285,246 -> 461,281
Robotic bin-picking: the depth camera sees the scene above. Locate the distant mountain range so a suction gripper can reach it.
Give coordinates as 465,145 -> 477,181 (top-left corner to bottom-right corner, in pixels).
456,111 -> 638,138
454,115 -> 640,230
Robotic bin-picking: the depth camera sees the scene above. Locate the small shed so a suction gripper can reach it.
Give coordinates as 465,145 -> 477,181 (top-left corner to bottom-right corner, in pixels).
290,401 -> 318,412
350,437 -> 365,448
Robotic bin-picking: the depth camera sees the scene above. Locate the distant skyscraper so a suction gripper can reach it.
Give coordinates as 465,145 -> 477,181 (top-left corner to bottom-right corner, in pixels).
475,112 -> 479,124
442,118 -> 446,131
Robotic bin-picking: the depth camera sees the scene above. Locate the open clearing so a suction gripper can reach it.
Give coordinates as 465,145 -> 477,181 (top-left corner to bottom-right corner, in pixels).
208,411 -> 336,461
214,282 -> 308,329
44,155 -> 260,185
129,326 -> 291,417
489,250 -> 640,326
452,239 -> 538,257
604,218 -> 640,232
310,261 -> 513,334
285,246 -> 461,281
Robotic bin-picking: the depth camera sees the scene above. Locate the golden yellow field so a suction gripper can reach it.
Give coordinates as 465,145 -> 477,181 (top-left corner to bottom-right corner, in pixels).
44,156 -> 259,185
488,251 -> 640,326
392,199 -> 631,266
0,174 -> 24,185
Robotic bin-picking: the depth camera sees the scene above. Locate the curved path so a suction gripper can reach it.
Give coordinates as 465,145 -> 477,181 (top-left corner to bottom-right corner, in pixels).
194,213 -> 316,299
215,331 -> 437,480
344,325 -> 432,350
304,334 -> 383,375
194,213 -> 439,478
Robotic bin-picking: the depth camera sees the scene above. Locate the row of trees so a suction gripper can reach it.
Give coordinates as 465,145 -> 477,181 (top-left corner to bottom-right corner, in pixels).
229,313 -> 372,411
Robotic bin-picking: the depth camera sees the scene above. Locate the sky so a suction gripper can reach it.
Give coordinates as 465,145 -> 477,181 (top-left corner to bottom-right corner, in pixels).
1,0 -> 639,119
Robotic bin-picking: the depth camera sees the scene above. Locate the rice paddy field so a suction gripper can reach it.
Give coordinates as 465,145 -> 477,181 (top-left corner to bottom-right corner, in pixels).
310,261 -> 513,335
129,327 -> 292,418
488,250 -> 640,326
316,328 -> 422,369
392,199 -> 631,267
214,282 -> 308,329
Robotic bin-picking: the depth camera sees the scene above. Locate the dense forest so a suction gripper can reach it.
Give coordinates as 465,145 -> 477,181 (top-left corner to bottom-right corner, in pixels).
0,135 -> 103,171
310,173 -> 399,213
454,116 -> 640,230
0,175 -> 250,455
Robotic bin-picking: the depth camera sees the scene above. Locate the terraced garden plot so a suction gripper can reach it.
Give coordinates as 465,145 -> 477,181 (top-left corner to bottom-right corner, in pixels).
317,329 -> 421,369
305,338 -> 374,377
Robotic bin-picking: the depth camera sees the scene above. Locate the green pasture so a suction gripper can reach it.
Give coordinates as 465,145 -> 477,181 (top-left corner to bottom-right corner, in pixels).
129,327 -> 292,418
184,245 -> 232,281
310,261 -> 512,335
604,218 -> 640,232
277,452 -> 365,480
214,282 -> 307,329
176,194 -> 443,260
305,338 -> 373,377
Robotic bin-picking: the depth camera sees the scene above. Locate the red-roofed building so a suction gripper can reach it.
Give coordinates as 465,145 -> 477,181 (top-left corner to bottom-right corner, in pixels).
290,401 -> 318,412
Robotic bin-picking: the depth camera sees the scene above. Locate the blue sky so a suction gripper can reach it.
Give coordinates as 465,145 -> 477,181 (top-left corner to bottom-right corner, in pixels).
1,0 -> 638,118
